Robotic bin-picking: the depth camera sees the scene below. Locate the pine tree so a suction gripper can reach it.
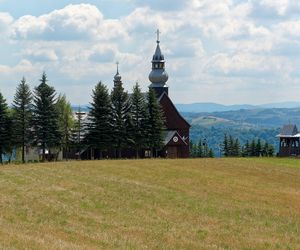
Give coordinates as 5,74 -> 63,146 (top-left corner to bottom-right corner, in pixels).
111,81 -> 132,158
32,72 -> 61,162
244,140 -> 250,157
222,134 -> 229,157
233,138 -> 241,157
228,135 -> 234,157
0,92 -> 10,164
12,77 -> 32,163
267,144 -> 275,157
262,142 -> 269,157
86,82 -> 112,159
72,106 -> 85,159
250,139 -> 256,157
56,94 -> 75,160
145,88 -> 165,157
3,110 -> 14,163
130,83 -> 148,158
208,148 -> 214,158
197,139 -> 203,158
256,139 -> 262,157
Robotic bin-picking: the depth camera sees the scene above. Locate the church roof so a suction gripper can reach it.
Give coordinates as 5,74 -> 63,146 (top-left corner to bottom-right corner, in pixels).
152,43 -> 165,61
158,92 -> 191,128
163,130 -> 188,146
277,124 -> 300,138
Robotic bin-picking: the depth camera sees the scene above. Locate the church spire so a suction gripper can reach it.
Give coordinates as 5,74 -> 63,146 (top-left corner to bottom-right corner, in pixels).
114,61 -> 122,86
149,29 -> 169,96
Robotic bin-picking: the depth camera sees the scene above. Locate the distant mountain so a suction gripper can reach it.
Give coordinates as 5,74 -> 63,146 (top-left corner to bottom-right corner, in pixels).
175,103 -> 256,113
176,102 -> 300,113
259,102 -> 300,109
181,107 -> 300,155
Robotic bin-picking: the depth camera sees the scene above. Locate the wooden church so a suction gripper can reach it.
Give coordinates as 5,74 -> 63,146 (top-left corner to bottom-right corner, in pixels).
78,32 -> 190,159
148,31 -> 190,158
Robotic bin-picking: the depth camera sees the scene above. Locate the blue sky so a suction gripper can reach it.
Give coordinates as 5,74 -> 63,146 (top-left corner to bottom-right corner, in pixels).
0,0 -> 300,105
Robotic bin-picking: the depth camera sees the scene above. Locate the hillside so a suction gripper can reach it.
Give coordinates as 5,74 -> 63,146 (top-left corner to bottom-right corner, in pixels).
183,108 -> 300,153
176,102 -> 300,113
0,159 -> 299,249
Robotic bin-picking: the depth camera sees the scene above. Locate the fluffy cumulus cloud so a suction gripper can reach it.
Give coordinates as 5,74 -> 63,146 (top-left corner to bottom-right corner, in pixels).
11,4 -> 127,41
0,1 -> 300,104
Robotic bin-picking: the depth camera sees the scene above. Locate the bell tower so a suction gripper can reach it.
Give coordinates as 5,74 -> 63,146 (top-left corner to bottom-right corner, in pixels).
113,61 -> 122,87
149,29 -> 169,97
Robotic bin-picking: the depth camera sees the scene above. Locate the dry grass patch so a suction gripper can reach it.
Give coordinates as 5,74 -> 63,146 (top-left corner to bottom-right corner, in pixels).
0,158 -> 299,249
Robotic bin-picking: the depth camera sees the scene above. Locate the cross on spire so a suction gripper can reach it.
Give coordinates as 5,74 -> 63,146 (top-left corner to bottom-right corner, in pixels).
116,61 -> 119,74
156,29 -> 161,43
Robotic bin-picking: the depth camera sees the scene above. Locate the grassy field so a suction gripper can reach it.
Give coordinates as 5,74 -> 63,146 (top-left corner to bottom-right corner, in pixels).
0,158 -> 299,249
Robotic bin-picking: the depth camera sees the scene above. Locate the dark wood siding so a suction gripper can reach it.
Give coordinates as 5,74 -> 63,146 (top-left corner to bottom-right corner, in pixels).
159,93 -> 190,158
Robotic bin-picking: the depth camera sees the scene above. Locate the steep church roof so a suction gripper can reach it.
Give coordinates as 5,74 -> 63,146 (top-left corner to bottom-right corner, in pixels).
277,124 -> 300,138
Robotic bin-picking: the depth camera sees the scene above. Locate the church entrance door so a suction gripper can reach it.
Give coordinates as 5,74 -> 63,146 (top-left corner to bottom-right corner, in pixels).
168,146 -> 178,158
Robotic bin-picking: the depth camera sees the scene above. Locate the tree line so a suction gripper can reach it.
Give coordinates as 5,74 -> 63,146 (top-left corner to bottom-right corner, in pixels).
0,73 -> 165,163
190,139 -> 214,158
222,134 -> 275,157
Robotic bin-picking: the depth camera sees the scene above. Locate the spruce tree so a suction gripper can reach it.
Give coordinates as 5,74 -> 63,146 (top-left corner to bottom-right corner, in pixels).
0,92 -> 9,164
250,139 -> 256,157
86,82 -> 112,159
197,139 -> 203,158
256,139 -> 262,157
130,83 -> 148,158
56,94 -> 75,160
32,72 -> 61,162
262,142 -> 269,157
208,148 -> 214,158
228,135 -> 234,157
3,110 -> 15,163
111,81 -> 132,158
267,144 -> 275,157
145,88 -> 165,157
222,134 -> 229,157
244,140 -> 250,157
234,138 -> 241,157
72,106 -> 85,159
12,77 -> 32,163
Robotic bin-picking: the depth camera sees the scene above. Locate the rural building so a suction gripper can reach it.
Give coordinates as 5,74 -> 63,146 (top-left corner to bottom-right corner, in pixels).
77,32 -> 190,159
148,33 -> 190,158
277,124 -> 300,157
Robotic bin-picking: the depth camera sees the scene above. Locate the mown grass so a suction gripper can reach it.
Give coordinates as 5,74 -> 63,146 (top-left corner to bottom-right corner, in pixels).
0,158 -> 299,249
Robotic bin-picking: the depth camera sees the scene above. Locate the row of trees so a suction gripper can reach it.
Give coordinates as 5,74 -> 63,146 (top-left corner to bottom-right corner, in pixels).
0,74 -> 74,163
0,73 -> 165,163
84,81 -> 165,159
190,139 -> 214,158
222,134 -> 275,157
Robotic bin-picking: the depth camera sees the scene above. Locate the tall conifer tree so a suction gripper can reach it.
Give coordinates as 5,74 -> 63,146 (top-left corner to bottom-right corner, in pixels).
0,92 -> 9,164
145,88 -> 165,157
86,82 -> 112,159
12,77 -> 32,163
130,83 -> 148,158
222,134 -> 229,157
32,73 -> 61,161
111,81 -> 132,158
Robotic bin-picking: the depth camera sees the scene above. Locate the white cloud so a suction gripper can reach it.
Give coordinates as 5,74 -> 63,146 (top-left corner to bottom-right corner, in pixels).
0,60 -> 35,75
12,4 -> 127,41
0,12 -> 13,36
0,1 -> 300,104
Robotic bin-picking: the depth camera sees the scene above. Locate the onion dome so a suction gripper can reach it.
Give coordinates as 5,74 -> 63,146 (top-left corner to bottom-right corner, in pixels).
114,62 -> 122,82
149,30 -> 169,85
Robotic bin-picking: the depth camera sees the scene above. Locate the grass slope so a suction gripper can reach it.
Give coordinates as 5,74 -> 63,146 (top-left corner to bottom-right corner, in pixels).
0,159 -> 299,249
